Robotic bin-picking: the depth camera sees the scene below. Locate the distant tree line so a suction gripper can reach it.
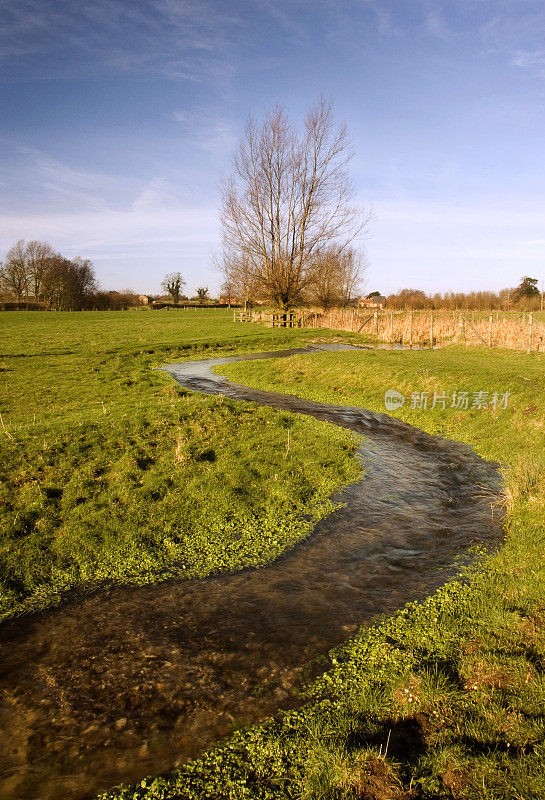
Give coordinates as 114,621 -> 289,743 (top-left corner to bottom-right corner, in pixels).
384,278 -> 542,311
91,289 -> 142,310
0,240 -> 142,310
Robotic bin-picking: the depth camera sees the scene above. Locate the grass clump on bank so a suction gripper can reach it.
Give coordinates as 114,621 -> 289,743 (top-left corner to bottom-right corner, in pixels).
0,310 -> 361,620
100,345 -> 545,800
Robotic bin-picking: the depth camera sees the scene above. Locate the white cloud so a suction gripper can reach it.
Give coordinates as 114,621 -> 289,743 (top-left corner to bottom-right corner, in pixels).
253,0 -> 309,42
0,142 -> 220,291
167,108 -> 238,156
0,205 -> 217,251
510,49 -> 545,68
0,204 -> 219,292
131,177 -> 182,212
0,0 -> 244,85
1,142 -> 136,212
422,4 -> 450,41
365,198 -> 545,293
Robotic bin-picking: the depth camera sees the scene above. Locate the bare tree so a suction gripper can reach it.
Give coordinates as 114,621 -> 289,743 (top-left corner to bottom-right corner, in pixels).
161,272 -> 186,304
196,286 -> 209,303
309,246 -> 366,310
0,239 -> 98,309
0,240 -> 29,300
26,240 -> 56,300
220,279 -> 237,303
42,255 -> 97,310
220,98 -> 371,310
0,239 -> 57,301
218,251 -> 257,307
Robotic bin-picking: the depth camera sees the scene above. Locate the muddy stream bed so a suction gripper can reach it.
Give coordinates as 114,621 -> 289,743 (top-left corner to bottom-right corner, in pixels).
0,345 -> 503,800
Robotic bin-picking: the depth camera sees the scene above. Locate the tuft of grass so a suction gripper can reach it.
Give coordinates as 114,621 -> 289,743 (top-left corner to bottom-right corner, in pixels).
500,456 -> 544,512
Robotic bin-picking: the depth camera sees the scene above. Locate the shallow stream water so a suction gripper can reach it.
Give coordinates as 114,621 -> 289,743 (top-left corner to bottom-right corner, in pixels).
0,345 -> 503,800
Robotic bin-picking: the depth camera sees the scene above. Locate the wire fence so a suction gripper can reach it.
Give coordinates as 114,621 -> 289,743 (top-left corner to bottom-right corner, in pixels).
234,308 -> 545,351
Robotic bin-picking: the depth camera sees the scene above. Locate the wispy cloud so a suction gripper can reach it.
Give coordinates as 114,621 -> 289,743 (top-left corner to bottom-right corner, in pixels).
480,4 -> 545,71
0,203 -> 219,291
167,108 -> 238,156
377,199 -> 545,229
422,3 -> 450,41
510,49 -> 545,68
0,0 -> 244,85
0,142 -> 135,212
366,198 -> 545,291
323,0 -> 401,40
332,0 -> 454,43
0,137 -> 220,291
253,0 -> 310,43
131,177 -> 182,212
357,0 -> 398,36
365,199 -> 545,293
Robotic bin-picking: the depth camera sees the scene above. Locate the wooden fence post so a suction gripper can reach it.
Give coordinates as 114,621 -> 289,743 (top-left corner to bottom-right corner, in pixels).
457,314 -> 465,343
409,312 -> 413,347
430,312 -> 434,347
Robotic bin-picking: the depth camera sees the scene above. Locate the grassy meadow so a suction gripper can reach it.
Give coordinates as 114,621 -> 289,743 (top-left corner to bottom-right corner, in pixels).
99,344 -> 545,800
3,309 -> 545,799
0,309 -> 361,620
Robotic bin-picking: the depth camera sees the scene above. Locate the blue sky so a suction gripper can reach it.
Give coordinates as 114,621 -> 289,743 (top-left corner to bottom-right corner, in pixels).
1,0 -> 544,296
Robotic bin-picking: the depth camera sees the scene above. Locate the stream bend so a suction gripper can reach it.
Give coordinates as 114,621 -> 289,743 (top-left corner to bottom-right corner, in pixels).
0,345 -> 503,800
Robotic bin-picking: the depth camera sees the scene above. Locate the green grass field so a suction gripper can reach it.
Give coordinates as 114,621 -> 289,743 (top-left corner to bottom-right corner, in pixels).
220,346 -> 545,468
3,311 -> 545,799
0,310 -> 361,620
99,343 -> 545,800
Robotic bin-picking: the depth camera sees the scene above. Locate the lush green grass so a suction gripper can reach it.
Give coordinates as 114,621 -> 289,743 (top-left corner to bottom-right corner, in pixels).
0,310 -> 362,619
99,345 -> 545,800
4,316 -> 545,798
0,309 -> 330,429
220,346 -> 545,468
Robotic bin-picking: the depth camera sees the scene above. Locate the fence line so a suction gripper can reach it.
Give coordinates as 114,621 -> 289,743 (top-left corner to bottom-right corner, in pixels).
234,309 -> 545,352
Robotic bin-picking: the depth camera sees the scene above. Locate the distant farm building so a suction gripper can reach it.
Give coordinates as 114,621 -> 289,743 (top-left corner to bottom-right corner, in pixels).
358,295 -> 386,309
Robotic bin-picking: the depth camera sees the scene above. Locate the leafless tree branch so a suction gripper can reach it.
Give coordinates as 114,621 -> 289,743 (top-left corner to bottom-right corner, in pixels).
219,99 -> 371,309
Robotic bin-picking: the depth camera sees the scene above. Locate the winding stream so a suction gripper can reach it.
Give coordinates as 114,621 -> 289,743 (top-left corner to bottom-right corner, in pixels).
0,346 -> 503,800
